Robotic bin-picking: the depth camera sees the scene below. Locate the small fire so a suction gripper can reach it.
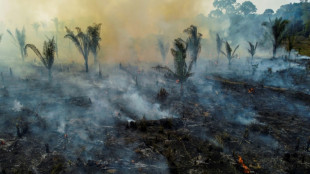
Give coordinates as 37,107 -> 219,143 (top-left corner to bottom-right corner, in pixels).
238,156 -> 251,174
176,80 -> 180,84
248,88 -> 255,94
0,140 -> 5,145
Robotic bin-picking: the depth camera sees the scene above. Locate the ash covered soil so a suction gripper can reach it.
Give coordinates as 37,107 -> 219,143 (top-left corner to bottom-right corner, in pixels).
0,58 -> 310,174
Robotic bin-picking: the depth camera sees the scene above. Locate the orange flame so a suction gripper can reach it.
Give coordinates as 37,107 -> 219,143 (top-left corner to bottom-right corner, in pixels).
238,156 -> 250,174
248,88 -> 255,94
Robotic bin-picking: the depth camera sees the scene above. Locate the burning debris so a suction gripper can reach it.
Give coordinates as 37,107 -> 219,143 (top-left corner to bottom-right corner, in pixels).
0,0 -> 310,173
237,156 -> 251,174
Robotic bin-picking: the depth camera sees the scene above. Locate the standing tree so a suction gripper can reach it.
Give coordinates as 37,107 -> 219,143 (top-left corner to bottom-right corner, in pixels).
248,41 -> 258,65
262,17 -> 289,58
286,35 -> 295,60
0,34 -> 2,43
238,1 -> 257,15
153,38 -> 194,93
25,38 -> 56,82
87,23 -> 102,65
32,22 -> 40,34
157,37 -> 170,62
184,25 -> 202,66
7,28 -> 26,61
64,26 -> 91,72
213,0 -> 237,14
221,41 -> 239,65
52,18 -> 59,58
263,9 -> 274,16
216,34 -> 224,63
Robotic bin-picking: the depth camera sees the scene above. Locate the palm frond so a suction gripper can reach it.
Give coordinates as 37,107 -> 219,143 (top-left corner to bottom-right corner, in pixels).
87,23 -> 102,54
7,30 -> 16,41
64,27 -> 83,55
25,44 -> 45,65
152,65 -> 176,77
232,45 -> 239,57
43,37 -> 56,69
220,50 -> 227,57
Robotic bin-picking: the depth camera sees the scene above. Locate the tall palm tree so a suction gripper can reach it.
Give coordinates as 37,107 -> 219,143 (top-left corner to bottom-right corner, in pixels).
87,23 -> 102,65
52,18 -> 59,58
25,38 -> 56,81
7,28 -> 26,61
157,37 -> 170,62
184,25 -> 202,66
216,34 -> 224,63
65,26 -> 91,72
262,17 -> 289,58
248,41 -> 258,65
221,41 -> 239,66
153,38 -> 194,93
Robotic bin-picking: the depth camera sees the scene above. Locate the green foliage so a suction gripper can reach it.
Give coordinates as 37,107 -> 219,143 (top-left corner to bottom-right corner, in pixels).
221,41 -> 239,65
87,23 -> 102,64
25,38 -> 56,81
184,25 -> 202,65
248,41 -> 258,63
262,17 -> 289,58
238,1 -> 257,15
7,28 -> 26,61
65,26 -> 91,72
213,0 -> 236,14
286,35 -> 296,54
154,38 -> 193,83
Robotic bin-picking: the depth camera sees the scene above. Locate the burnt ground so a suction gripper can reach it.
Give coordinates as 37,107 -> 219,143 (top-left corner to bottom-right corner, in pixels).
0,60 -> 310,174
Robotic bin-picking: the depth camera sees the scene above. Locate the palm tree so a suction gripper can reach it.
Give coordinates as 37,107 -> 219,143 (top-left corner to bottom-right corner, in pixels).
216,34 -> 224,64
7,28 -> 26,61
64,26 -> 91,72
262,17 -> 289,58
87,23 -> 102,65
286,35 -> 295,60
184,25 -> 202,66
52,18 -> 59,58
25,38 -> 56,82
157,37 -> 170,62
32,22 -> 40,34
153,38 -> 194,93
221,41 -> 239,65
248,41 -> 258,65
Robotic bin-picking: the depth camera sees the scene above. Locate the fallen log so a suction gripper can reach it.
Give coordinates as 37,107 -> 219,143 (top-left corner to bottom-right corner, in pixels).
206,75 -> 310,103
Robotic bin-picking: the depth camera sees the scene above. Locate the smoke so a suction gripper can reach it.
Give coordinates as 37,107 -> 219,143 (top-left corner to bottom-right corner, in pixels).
0,0 -> 213,64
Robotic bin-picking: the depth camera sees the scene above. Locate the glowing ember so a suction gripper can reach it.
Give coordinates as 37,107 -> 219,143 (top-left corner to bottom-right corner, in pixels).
238,156 -> 251,174
248,88 -> 255,94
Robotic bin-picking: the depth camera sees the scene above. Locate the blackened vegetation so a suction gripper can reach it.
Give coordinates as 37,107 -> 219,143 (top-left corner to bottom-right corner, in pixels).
157,88 -> 168,101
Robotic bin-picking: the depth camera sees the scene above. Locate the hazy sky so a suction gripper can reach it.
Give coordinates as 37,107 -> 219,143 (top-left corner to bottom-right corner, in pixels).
0,0 -> 303,62
237,0 -> 300,13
